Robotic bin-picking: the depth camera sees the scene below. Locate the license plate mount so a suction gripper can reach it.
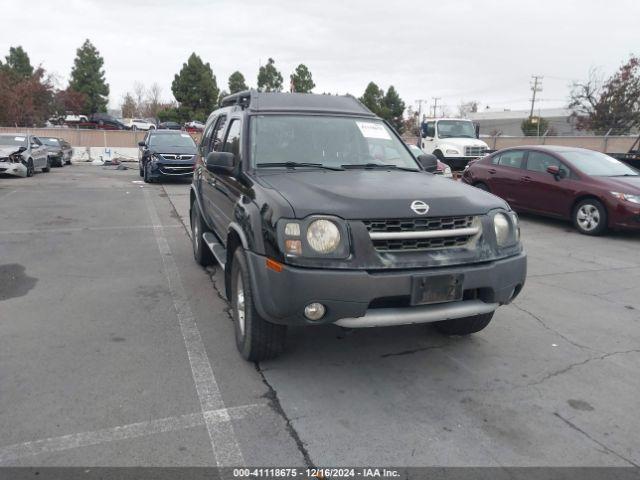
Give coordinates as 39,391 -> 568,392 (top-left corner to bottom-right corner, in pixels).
411,274 -> 464,306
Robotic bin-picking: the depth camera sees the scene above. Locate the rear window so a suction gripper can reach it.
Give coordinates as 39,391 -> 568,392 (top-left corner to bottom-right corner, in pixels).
493,150 -> 525,168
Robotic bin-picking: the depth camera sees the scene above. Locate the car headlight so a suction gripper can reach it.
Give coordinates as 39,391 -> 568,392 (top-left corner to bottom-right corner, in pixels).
445,149 -> 460,155
307,219 -> 341,253
444,166 -> 453,178
493,212 -> 519,247
611,192 -> 640,204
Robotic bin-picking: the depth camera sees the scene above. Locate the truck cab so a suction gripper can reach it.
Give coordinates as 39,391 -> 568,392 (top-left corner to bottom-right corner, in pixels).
420,118 -> 489,170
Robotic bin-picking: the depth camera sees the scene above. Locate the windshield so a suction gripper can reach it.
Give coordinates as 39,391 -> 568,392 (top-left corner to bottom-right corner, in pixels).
40,138 -> 60,147
437,120 -> 476,139
562,150 -> 638,176
0,135 -> 28,147
251,115 -> 419,170
148,133 -> 196,149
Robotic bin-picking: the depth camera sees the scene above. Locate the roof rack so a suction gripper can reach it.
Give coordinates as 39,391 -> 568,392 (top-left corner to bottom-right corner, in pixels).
220,90 -> 252,109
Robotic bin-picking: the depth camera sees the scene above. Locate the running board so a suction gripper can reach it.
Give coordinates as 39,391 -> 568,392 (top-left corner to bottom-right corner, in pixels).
202,232 -> 227,270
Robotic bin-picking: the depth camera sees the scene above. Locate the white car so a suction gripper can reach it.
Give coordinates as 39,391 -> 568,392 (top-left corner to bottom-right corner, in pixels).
126,118 -> 156,131
420,118 -> 489,170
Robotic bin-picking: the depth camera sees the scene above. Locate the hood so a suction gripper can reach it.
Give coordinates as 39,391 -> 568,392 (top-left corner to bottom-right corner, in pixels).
600,175 -> 640,193
438,138 -> 488,148
0,146 -> 22,158
257,169 -> 508,219
150,146 -> 197,156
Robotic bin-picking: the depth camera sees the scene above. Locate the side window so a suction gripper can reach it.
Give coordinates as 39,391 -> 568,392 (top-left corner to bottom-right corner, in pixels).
212,115 -> 228,152
32,136 -> 42,146
200,119 -> 216,155
222,119 -> 241,160
526,151 -> 569,176
496,150 -> 525,168
424,122 -> 435,138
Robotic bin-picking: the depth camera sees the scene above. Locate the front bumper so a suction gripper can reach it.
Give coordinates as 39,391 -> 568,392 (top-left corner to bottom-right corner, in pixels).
0,162 -> 27,177
441,156 -> 482,170
148,161 -> 195,179
246,251 -> 527,327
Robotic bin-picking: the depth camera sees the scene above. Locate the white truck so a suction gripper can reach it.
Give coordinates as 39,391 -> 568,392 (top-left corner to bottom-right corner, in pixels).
420,118 -> 489,170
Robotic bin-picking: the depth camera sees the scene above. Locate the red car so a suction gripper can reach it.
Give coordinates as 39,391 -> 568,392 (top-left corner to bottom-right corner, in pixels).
462,145 -> 640,235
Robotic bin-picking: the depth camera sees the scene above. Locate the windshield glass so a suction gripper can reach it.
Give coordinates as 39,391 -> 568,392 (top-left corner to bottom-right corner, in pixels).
562,150 -> 638,176
251,115 -> 419,170
0,135 -> 28,147
40,138 -> 60,147
437,120 -> 476,139
148,133 -> 196,149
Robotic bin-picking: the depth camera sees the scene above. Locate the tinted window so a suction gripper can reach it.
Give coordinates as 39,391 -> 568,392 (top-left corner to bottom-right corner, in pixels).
200,119 -> 215,155
223,119 -> 241,159
212,116 -> 227,152
526,151 -> 568,175
31,137 -> 42,146
40,138 -> 61,147
496,150 -> 525,168
148,133 -> 196,149
424,122 -> 435,138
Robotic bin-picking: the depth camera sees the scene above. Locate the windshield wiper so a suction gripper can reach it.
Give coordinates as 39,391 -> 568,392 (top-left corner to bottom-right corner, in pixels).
341,163 -> 418,172
256,162 -> 344,171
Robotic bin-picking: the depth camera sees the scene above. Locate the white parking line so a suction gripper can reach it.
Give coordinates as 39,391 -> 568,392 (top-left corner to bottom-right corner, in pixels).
0,189 -> 17,200
0,225 -> 182,235
0,404 -> 264,464
143,189 -> 245,467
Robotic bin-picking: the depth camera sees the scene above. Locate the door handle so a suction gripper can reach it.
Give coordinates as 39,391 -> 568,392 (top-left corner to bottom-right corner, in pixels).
488,168 -> 496,174
521,176 -> 531,182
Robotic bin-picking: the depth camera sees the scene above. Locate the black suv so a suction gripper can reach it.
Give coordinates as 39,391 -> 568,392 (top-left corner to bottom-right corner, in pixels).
190,91 -> 526,361
138,130 -> 198,183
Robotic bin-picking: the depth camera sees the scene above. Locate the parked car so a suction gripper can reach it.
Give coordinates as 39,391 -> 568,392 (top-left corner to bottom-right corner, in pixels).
84,113 -> 129,130
0,134 -> 50,177
419,118 -> 489,170
64,112 -> 88,123
138,130 -> 197,183
462,145 -> 640,235
185,120 -> 205,132
126,118 -> 156,131
189,90 -> 526,361
158,121 -> 182,130
408,145 -> 453,178
39,137 -> 73,167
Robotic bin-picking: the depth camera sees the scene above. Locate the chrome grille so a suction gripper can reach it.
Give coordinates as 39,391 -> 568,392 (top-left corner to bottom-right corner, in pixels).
363,216 -> 479,252
160,154 -> 194,161
159,163 -> 194,174
464,146 -> 487,157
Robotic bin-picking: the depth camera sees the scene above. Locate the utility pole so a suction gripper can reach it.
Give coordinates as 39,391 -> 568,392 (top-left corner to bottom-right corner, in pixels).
431,97 -> 441,118
415,99 -> 427,127
529,75 -> 543,118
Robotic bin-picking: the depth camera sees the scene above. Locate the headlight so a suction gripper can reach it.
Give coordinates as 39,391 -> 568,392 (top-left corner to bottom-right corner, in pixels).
611,192 -> 640,204
306,219 -> 341,253
444,166 -> 453,178
494,213 -> 511,246
445,149 -> 460,155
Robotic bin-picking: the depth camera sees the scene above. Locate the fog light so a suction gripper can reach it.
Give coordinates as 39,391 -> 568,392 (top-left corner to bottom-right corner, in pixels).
304,302 -> 326,321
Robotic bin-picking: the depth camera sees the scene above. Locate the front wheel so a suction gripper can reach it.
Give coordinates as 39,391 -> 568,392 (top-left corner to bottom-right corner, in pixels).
573,199 -> 607,236
434,312 -> 494,336
26,159 -> 34,177
231,248 -> 286,361
139,162 -> 144,177
143,162 -> 153,183
190,201 -> 215,266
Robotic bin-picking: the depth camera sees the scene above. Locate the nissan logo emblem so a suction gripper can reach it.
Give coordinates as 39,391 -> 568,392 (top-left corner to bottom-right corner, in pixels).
410,200 -> 429,215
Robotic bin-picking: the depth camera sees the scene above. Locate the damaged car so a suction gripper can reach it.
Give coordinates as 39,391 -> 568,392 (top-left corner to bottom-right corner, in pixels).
0,134 -> 50,177
40,137 -> 73,167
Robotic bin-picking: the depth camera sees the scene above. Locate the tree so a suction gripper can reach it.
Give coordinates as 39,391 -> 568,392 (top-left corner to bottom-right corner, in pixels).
69,39 -> 109,113
382,86 -> 405,133
218,90 -> 229,106
359,82 -> 384,116
171,52 -> 219,122
228,71 -> 248,94
521,116 -> 549,136
2,46 -> 33,79
145,83 -> 163,118
290,64 -> 315,93
0,67 -> 54,126
569,56 -> 640,134
257,58 -> 283,92
458,100 -> 479,118
52,88 -> 87,117
121,93 -> 137,118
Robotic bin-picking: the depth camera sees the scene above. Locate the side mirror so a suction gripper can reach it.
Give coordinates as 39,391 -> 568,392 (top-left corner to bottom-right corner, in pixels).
546,165 -> 559,176
417,154 -> 438,173
475,124 -> 480,139
206,151 -> 235,174
138,141 -> 146,147
17,146 -> 27,153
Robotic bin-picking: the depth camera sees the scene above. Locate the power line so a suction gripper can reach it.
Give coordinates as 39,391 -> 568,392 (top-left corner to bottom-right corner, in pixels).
529,75 -> 543,118
431,97 -> 441,117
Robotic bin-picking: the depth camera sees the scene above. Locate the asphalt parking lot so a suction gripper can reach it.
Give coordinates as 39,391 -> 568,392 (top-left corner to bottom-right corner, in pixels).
1,164 -> 639,467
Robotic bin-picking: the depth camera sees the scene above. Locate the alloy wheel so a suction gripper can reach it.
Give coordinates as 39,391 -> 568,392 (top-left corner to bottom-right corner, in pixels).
577,204 -> 600,232
236,275 -> 246,336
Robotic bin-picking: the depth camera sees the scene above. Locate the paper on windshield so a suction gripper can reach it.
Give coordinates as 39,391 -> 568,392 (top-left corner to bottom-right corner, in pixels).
181,134 -> 191,138
14,137 -> 25,141
356,122 -> 390,140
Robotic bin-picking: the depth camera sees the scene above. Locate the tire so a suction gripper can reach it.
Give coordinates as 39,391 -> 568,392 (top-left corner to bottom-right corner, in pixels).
149,125 -> 156,130
65,159 -> 71,165
143,162 -> 153,183
230,247 -> 286,361
434,312 -> 494,336
190,201 -> 215,266
573,198 -> 607,236
433,150 -> 445,160
139,162 -> 144,177
474,182 -> 490,192
26,159 -> 34,177
132,125 -> 138,131
58,157 -> 64,167
42,158 -> 50,173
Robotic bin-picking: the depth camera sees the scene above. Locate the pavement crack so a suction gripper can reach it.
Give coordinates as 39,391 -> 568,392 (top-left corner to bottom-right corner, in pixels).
255,364 -> 314,468
380,344 -> 445,358
554,412 -> 639,467
511,303 -> 599,352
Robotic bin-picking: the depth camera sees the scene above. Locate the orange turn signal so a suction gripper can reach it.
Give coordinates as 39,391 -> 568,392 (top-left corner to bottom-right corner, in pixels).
266,258 -> 283,272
